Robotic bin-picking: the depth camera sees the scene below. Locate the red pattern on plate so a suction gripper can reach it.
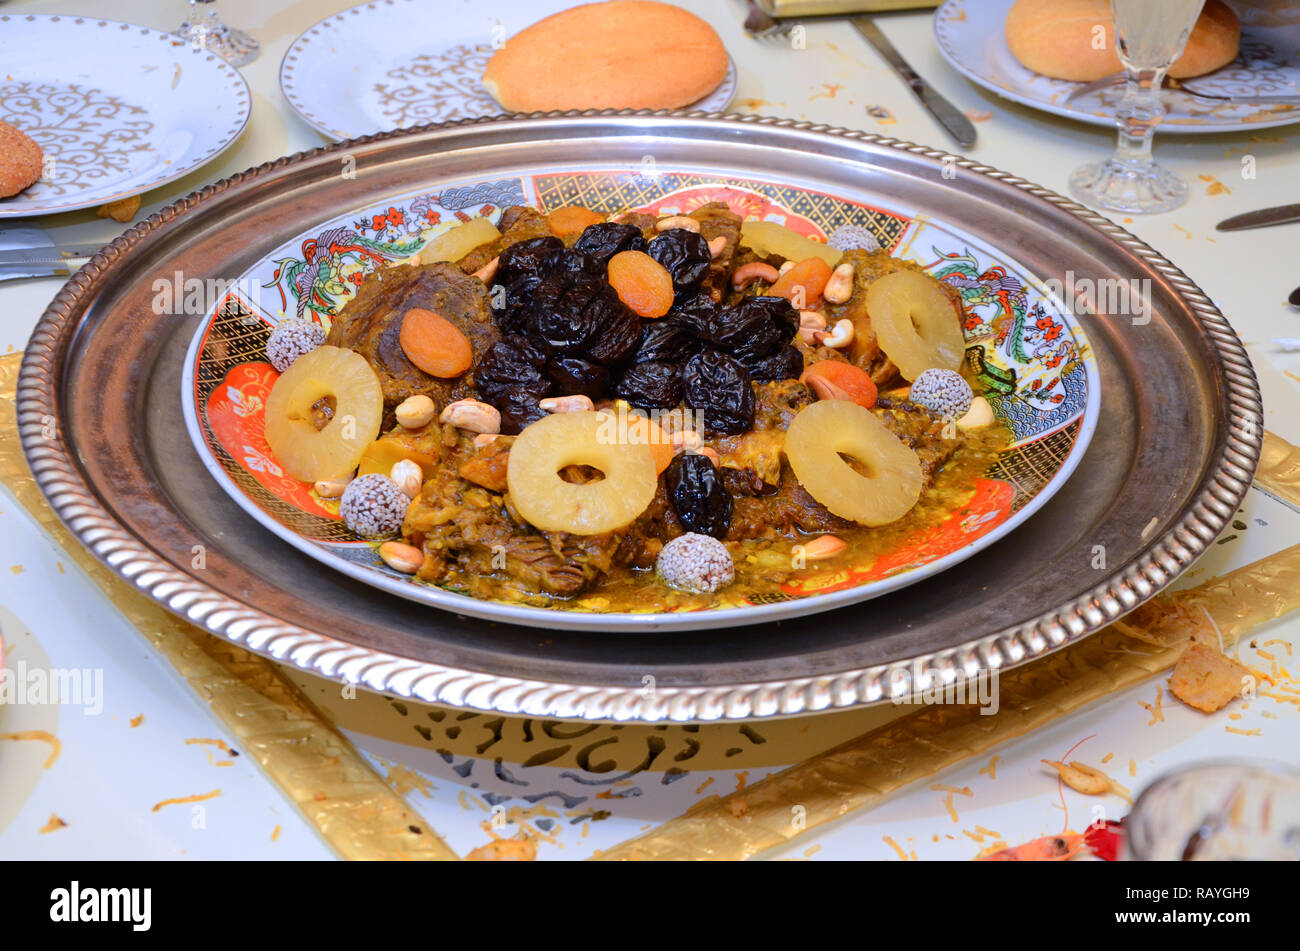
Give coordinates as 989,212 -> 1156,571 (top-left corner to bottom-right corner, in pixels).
638,185 -> 825,239
779,478 -> 1016,597
205,361 -> 339,519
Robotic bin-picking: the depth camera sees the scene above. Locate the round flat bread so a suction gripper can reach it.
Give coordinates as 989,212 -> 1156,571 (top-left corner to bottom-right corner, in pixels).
1005,0 -> 1239,83
0,121 -> 44,199
483,1 -> 728,112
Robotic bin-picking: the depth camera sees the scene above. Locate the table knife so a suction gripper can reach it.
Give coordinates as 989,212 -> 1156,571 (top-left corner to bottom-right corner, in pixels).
0,243 -> 105,267
1215,204 -> 1300,232
850,15 -> 977,149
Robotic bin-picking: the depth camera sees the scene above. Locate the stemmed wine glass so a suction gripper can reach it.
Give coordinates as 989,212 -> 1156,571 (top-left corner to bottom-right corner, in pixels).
1070,0 -> 1206,214
175,0 -> 260,67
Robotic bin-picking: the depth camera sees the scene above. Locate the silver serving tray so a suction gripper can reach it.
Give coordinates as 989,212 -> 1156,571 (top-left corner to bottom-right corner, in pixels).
19,113 -> 1261,721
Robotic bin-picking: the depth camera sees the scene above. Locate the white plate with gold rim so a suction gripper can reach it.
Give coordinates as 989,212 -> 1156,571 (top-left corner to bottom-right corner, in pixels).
0,14 -> 250,218
279,0 -> 738,141
934,0 -> 1300,133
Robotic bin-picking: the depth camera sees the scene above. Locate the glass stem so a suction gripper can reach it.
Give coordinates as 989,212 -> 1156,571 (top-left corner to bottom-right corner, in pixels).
1112,67 -> 1167,168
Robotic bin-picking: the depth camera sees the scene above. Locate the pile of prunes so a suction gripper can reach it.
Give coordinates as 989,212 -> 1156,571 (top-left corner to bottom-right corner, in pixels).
475,222 -> 803,438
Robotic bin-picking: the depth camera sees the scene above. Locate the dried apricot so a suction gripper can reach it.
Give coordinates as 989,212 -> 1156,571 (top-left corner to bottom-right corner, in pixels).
769,256 -> 833,309
800,360 -> 878,409
607,250 -> 674,318
398,307 -> 473,378
548,206 -> 605,237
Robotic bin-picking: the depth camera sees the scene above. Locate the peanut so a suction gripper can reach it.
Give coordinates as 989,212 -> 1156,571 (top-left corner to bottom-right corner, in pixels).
394,394 -> 437,429
539,394 -> 595,414
379,540 -> 424,574
314,474 -> 353,499
801,534 -> 847,561
707,235 -> 728,259
822,262 -> 855,304
390,459 -> 423,499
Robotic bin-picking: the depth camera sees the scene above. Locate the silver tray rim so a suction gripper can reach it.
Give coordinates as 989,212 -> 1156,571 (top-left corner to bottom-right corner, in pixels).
17,111 -> 1262,722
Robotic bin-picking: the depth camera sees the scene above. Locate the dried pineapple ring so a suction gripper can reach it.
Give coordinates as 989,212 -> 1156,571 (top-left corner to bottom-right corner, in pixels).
264,346 -> 383,482
864,269 -> 965,381
784,400 -> 923,526
506,411 -> 658,535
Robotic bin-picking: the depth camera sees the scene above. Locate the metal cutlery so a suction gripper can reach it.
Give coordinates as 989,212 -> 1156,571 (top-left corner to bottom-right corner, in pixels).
0,243 -> 104,267
1065,71 -> 1300,106
1215,203 -> 1300,232
850,16 -> 976,148
740,4 -> 976,148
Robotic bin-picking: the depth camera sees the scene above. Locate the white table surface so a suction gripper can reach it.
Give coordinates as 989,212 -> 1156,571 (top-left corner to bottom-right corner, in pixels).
1,0 -> 1297,860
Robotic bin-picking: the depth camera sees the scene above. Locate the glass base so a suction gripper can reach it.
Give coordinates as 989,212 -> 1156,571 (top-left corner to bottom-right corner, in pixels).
1069,157 -> 1189,215
176,21 -> 260,67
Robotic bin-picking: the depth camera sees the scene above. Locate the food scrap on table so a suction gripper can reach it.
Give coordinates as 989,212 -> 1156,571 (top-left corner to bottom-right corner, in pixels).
0,730 -> 61,768
39,814 -> 67,834
150,789 -> 221,813
465,836 -> 538,861
1169,641 -> 1251,713
96,194 -> 140,223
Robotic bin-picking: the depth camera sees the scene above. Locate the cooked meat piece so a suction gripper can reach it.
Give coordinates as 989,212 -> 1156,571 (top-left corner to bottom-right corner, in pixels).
727,468 -> 854,540
403,436 -> 669,598
872,395 -> 962,484
326,262 -> 498,417
457,206 -> 554,274
617,211 -> 658,241
689,201 -> 744,302
714,379 -> 814,487
824,248 -> 964,387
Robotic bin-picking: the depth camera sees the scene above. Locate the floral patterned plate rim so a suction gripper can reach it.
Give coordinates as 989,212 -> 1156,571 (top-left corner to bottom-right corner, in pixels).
279,0 -> 737,141
0,14 -> 251,218
181,167 -> 1100,630
935,0 -> 1300,133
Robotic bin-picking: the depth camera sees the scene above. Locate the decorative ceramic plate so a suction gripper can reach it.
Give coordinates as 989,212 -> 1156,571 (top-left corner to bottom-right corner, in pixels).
180,167 -> 1100,629
20,115 -> 1261,719
0,15 -> 251,218
934,0 -> 1300,133
279,0 -> 738,140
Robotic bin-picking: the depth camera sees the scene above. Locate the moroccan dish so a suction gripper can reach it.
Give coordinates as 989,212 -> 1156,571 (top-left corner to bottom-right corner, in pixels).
259,200 -> 1006,611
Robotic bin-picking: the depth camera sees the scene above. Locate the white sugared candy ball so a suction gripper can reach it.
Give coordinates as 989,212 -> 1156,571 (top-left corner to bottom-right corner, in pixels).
339,473 -> 409,538
909,368 -> 974,421
267,318 -> 326,372
828,224 -> 880,254
656,533 -> 734,593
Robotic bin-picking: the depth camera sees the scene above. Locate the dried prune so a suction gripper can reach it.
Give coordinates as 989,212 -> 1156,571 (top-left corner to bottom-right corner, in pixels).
648,230 -> 712,301
632,317 -> 702,366
495,274 -> 541,335
683,350 -> 755,434
700,305 -> 781,355
497,236 -> 563,284
666,294 -> 721,337
496,389 -> 549,435
475,335 -> 550,405
584,293 -> 643,366
572,223 -> 647,267
615,360 -> 684,410
531,271 -> 607,353
546,354 -> 610,398
666,452 -> 733,539
738,343 -> 804,382
728,295 -> 800,341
